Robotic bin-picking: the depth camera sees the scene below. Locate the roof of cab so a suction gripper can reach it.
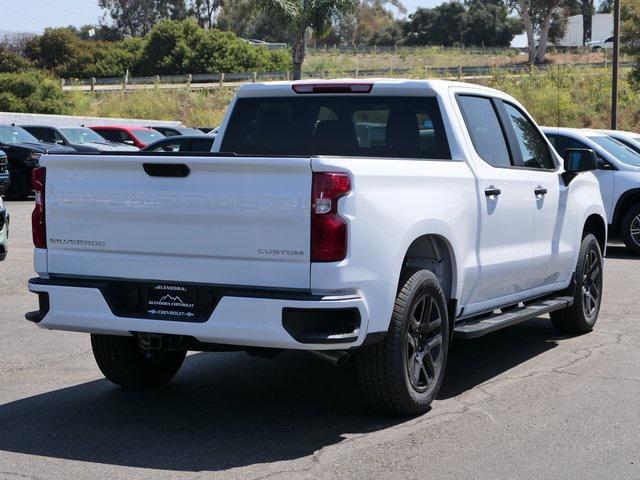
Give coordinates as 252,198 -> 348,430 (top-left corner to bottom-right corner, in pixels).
236,78 -> 512,100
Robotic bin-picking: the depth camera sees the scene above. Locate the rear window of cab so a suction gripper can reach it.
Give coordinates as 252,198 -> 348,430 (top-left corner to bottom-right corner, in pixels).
221,96 -> 451,160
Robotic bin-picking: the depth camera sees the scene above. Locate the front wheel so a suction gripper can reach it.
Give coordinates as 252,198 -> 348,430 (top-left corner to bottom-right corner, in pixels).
91,334 -> 186,387
550,234 -> 603,334
355,269 -> 449,416
621,204 -> 640,256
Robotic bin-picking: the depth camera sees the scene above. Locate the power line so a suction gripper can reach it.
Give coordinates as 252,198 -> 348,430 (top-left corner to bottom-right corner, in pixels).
30,0 -> 99,23
0,2 -> 49,24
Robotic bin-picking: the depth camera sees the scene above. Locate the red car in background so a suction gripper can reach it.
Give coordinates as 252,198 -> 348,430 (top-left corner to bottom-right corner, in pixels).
89,126 -> 165,149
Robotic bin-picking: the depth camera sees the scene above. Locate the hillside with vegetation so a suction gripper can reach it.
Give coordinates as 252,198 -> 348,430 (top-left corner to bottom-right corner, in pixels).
0,0 -> 638,130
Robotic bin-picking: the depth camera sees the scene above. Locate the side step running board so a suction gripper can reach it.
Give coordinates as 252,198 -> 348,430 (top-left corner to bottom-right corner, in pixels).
454,296 -> 574,340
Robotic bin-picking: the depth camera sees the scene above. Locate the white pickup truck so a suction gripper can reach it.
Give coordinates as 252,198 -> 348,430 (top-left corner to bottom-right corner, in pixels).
27,80 -> 607,415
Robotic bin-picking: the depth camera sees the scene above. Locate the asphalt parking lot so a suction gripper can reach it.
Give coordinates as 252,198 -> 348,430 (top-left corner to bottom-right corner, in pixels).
1,200 -> 639,480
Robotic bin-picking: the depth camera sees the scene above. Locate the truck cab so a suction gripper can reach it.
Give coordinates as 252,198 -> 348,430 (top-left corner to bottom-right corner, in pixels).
27,80 -> 606,415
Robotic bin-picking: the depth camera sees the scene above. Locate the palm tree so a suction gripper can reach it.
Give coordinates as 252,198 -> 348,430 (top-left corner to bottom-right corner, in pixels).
257,0 -> 358,80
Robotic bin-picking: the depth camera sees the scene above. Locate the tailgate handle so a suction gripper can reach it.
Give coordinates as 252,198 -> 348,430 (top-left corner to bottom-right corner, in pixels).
143,163 -> 190,178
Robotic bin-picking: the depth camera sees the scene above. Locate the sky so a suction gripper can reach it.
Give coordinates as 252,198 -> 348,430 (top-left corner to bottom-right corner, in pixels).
0,0 -> 436,34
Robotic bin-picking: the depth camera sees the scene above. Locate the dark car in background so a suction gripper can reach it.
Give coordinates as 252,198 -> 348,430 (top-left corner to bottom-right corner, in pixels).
89,125 -> 164,149
21,126 -> 139,153
0,125 -> 75,199
141,135 -> 216,153
0,150 -> 9,197
148,126 -> 204,137
0,195 -> 7,261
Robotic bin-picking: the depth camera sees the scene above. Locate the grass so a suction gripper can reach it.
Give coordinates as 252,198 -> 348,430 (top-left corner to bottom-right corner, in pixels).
68,87 -> 236,127
66,62 -> 639,132
303,46 -> 631,75
478,66 -> 640,130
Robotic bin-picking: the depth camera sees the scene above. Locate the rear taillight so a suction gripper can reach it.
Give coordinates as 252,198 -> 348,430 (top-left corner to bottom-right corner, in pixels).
311,172 -> 351,262
32,167 -> 46,249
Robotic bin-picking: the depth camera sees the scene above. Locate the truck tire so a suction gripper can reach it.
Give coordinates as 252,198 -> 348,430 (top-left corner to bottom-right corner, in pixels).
355,269 -> 449,416
550,234 -> 603,334
91,334 -> 186,387
6,168 -> 30,200
621,204 -> 640,256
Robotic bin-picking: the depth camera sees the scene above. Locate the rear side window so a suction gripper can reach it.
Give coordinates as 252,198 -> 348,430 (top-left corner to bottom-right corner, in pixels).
222,96 -> 451,159
95,130 -> 121,143
457,95 -> 511,168
181,138 -> 214,152
146,140 -> 183,152
501,102 -> 555,170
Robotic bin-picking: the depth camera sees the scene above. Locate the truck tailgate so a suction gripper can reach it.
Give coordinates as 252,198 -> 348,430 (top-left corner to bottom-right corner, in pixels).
43,155 -> 312,289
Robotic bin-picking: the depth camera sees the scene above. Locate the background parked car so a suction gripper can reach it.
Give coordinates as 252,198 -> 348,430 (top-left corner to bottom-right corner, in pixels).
587,37 -> 613,50
544,127 -> 640,255
0,196 -> 8,261
147,126 -> 204,137
142,135 -> 216,153
197,127 -> 218,134
595,130 -> 640,154
89,126 -> 164,149
21,126 -> 139,154
0,124 -> 75,200
0,150 -> 9,197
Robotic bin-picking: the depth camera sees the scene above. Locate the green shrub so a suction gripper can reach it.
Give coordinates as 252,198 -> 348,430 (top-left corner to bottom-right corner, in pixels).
0,52 -> 33,73
139,19 -> 290,75
23,20 -> 291,80
0,70 -> 78,114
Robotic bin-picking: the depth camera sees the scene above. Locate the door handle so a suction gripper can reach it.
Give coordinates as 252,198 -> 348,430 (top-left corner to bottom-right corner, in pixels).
485,187 -> 501,198
143,163 -> 190,178
534,187 -> 548,197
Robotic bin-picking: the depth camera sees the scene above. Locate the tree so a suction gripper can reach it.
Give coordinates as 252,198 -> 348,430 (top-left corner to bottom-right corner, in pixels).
404,2 -> 468,46
24,28 -> 79,70
337,0 -> 406,47
217,1 -> 292,43
463,0 -> 523,47
597,0 -> 612,13
188,0 -> 223,28
98,0 -> 188,37
256,0 -> 358,80
624,0 -> 640,84
403,0 -> 521,47
510,0 -> 568,64
580,0 -> 595,43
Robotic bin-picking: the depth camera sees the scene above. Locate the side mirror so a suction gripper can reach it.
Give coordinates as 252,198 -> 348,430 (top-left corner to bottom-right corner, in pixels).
562,148 -> 598,184
564,148 -> 598,172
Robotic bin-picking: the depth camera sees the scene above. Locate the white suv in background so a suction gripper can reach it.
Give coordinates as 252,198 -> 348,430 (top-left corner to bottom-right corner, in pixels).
596,130 -> 640,154
543,127 -> 640,255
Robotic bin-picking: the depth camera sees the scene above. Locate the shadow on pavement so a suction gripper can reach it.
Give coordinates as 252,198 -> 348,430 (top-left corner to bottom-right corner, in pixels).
0,317 -> 563,472
606,245 -> 639,260
440,317 -> 561,399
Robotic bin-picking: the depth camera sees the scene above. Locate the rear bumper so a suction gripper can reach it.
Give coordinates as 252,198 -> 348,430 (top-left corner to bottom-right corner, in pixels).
27,277 -> 370,350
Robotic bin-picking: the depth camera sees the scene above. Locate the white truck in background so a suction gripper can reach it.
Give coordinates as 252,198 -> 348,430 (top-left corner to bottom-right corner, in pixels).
556,14 -> 613,48
27,79 -> 607,415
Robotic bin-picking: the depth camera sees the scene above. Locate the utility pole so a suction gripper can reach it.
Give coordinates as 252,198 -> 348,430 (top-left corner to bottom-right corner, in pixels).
611,0 -> 621,129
